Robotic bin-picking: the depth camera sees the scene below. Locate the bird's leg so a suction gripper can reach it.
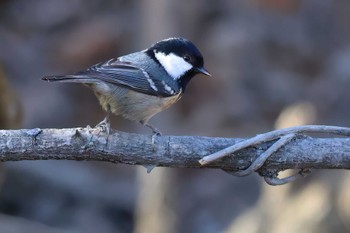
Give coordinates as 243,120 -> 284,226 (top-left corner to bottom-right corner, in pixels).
142,122 -> 162,136
140,120 -> 162,144
95,111 -> 111,135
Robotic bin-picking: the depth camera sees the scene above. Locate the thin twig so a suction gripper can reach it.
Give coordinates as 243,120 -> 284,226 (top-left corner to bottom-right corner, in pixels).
232,133 -> 296,177
199,125 -> 350,165
264,169 -> 312,186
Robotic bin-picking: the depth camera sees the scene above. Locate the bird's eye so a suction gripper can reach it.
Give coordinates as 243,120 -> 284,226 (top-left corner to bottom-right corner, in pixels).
183,55 -> 191,62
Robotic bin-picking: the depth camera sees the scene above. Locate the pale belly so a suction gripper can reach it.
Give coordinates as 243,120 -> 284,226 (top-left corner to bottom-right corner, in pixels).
89,83 -> 182,123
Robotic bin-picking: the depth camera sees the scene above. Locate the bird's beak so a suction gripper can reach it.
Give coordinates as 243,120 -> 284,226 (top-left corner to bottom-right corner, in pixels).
196,67 -> 211,77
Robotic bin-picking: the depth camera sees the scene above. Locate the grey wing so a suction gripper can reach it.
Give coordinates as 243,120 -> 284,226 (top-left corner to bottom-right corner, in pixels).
78,58 -> 178,97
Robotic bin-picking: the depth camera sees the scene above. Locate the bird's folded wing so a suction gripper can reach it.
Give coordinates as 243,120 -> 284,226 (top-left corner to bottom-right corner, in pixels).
78,59 -> 178,97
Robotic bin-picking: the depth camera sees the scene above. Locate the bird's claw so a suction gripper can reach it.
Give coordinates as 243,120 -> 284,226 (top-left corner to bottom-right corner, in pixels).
95,116 -> 110,135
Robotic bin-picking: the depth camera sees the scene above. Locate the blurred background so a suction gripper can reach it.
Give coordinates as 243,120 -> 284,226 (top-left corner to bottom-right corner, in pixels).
1,0 -> 350,232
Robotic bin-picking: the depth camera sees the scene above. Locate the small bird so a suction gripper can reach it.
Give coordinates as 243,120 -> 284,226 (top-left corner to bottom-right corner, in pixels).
43,37 -> 211,135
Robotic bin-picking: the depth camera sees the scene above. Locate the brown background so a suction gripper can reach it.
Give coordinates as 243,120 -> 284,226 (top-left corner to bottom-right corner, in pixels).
1,0 -> 350,232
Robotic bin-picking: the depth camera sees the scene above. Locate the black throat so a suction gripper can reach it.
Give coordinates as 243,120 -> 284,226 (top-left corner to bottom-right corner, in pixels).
179,70 -> 197,93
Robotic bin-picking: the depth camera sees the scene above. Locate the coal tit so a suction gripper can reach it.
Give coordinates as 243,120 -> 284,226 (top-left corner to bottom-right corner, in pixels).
43,37 -> 211,134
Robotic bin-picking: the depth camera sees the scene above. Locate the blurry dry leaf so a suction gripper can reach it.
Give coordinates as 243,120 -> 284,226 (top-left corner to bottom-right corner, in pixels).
274,102 -> 317,129
225,181 -> 330,233
337,175 -> 350,231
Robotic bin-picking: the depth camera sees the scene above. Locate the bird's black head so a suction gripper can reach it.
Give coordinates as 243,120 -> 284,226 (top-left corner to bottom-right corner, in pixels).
147,38 -> 210,89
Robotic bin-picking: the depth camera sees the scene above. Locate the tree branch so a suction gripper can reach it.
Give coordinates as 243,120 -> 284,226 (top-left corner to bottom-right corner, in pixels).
1,127 -> 350,177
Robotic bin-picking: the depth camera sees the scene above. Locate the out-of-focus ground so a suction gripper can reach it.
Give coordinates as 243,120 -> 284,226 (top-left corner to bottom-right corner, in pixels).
1,0 -> 350,232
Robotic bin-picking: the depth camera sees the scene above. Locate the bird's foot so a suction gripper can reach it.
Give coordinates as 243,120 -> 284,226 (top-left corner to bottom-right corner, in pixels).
95,116 -> 111,135
141,121 -> 162,136
141,121 -> 162,144
146,124 -> 162,138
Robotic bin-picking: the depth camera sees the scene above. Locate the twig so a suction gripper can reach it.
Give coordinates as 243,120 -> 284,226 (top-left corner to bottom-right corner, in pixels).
232,133 -> 296,177
200,125 -> 350,185
264,169 -> 312,186
199,125 -> 350,165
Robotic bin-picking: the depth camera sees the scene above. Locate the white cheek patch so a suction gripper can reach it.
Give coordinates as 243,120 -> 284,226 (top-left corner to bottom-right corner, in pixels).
154,51 -> 193,80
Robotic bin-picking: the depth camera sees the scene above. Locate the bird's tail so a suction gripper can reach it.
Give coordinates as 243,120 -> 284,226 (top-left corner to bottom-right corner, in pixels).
42,75 -> 96,84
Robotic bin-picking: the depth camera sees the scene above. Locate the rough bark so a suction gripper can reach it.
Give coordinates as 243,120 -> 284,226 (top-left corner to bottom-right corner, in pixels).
1,128 -> 350,173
